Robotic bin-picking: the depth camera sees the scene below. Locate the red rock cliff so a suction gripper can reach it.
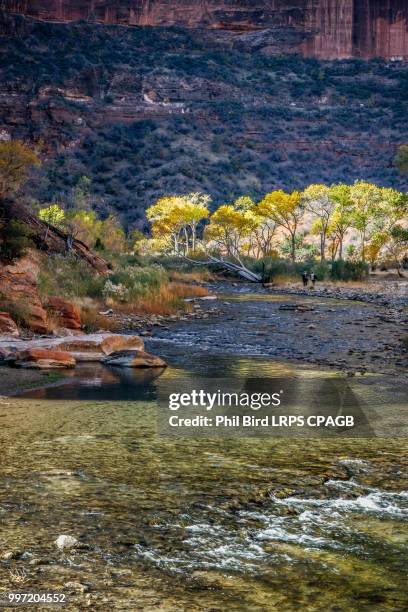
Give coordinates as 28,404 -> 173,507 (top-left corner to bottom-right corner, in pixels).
1,1 -> 407,59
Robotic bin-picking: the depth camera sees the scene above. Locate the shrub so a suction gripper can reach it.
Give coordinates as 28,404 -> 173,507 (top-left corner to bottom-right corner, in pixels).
246,256 -> 369,282
38,254 -> 105,299
0,220 -> 33,262
80,302 -> 122,333
330,260 -> 369,281
0,296 -> 31,328
107,264 -> 168,302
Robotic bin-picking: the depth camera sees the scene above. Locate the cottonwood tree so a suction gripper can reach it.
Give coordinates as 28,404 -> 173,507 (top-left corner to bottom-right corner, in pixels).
146,193 -> 210,255
302,184 -> 336,262
204,204 -> 256,262
386,226 -> 408,276
258,190 -> 304,262
349,182 -> 383,263
203,203 -> 261,281
99,215 -> 127,253
327,184 -> 353,260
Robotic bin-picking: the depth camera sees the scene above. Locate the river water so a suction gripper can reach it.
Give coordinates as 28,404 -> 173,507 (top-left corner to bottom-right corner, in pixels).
0,292 -> 407,610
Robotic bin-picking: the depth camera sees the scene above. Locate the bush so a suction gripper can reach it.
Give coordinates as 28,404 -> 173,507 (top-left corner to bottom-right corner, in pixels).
0,220 -> 33,262
246,256 -> 369,282
106,264 -> 168,302
38,254 -> 105,299
330,260 -> 369,281
0,296 -> 31,328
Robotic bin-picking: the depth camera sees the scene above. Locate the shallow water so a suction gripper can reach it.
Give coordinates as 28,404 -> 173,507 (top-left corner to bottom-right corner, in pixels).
1,293 -> 407,610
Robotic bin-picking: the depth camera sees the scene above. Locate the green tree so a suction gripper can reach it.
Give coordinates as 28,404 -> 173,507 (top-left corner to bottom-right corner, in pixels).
73,175 -> 92,210
0,219 -> 33,262
38,203 -> 66,229
65,209 -> 102,248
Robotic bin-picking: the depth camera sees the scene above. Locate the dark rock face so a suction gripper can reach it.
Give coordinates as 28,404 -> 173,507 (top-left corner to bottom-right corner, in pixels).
2,0 -> 408,59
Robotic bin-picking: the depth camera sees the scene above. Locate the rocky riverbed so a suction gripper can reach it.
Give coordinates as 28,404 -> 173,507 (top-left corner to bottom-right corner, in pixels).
143,280 -> 408,377
0,279 -> 407,396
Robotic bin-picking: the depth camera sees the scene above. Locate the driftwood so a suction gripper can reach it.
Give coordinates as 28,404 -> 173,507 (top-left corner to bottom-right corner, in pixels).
184,254 -> 262,282
3,200 -> 110,274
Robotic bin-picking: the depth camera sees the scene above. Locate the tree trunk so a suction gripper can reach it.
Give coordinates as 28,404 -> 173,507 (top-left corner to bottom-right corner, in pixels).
291,233 -> 296,262
320,232 -> 326,262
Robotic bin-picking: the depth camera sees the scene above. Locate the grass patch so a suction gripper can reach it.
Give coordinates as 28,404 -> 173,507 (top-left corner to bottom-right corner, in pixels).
38,254 -> 105,299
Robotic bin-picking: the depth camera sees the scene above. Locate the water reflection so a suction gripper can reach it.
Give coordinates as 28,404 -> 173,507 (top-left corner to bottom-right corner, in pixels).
21,364 -> 166,401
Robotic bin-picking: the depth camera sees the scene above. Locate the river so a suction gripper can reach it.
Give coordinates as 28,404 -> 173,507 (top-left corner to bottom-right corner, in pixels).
0,290 -> 407,610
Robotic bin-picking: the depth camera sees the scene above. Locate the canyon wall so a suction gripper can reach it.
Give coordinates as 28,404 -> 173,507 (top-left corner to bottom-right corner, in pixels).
1,0 -> 408,59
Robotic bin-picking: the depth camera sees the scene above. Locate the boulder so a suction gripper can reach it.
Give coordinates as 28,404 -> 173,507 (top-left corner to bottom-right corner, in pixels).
102,349 -> 167,368
0,251 -> 48,334
15,348 -> 76,369
45,297 -> 81,330
56,334 -> 144,362
0,312 -> 19,337
55,535 -> 78,551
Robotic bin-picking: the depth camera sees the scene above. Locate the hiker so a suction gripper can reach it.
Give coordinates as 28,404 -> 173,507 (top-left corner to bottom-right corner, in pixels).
301,271 -> 309,288
310,271 -> 317,288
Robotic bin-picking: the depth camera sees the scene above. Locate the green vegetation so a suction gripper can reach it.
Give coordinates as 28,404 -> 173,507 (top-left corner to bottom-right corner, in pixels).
0,219 -> 33,262
0,295 -> 32,327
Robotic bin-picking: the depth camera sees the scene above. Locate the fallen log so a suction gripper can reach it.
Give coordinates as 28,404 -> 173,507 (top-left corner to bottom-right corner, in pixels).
183,254 -> 262,282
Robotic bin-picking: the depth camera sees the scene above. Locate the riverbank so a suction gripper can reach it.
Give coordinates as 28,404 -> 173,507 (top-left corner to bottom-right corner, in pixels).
265,278 -> 408,308
0,278 -> 407,397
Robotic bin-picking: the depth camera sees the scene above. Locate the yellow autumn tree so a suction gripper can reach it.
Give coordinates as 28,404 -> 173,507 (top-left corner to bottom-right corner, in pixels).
302,184 -> 336,261
146,193 -> 210,254
205,204 -> 257,263
258,190 -> 304,261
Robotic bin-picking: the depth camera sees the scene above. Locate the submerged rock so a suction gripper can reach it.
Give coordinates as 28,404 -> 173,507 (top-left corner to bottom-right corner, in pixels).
64,581 -> 88,593
2,550 -> 22,560
15,348 -> 76,369
55,535 -> 79,550
102,349 -> 167,368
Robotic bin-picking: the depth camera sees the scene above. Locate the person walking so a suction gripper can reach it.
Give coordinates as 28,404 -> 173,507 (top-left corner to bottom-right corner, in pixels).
301,271 -> 309,288
310,271 -> 317,288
